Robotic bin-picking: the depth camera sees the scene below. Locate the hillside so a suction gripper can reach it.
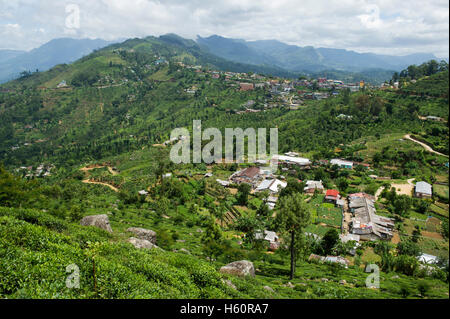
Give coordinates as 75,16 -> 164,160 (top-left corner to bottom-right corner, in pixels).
0,37 -> 448,167
0,37 -> 448,300
0,38 -> 115,84
0,153 -> 448,299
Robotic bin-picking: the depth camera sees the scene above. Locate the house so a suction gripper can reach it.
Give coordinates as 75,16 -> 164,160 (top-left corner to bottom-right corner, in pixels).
304,180 -> 324,194
255,230 -> 279,243
339,233 -> 361,243
267,196 -> 278,204
348,192 -> 375,202
415,181 -> 432,198
336,199 -> 345,208
255,230 -> 280,250
284,151 -> 299,157
273,155 -> 311,167
266,196 -> 278,210
330,159 -> 353,169
349,197 -> 395,241
239,83 -> 254,91
255,179 -> 287,194
325,189 -> 340,204
216,179 -> 230,187
230,167 -> 261,185
57,80 -> 67,88
417,253 -> 438,264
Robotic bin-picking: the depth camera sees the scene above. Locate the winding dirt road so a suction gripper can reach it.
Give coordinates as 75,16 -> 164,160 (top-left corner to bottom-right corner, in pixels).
79,164 -> 120,192
81,179 -> 119,192
404,134 -> 448,158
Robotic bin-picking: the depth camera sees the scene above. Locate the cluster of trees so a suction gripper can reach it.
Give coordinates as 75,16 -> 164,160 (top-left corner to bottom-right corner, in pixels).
392,60 -> 448,82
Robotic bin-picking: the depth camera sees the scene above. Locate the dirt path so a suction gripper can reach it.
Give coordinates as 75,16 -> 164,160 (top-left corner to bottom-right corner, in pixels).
79,164 -> 120,192
82,179 -> 119,192
342,200 -> 351,235
404,134 -> 448,158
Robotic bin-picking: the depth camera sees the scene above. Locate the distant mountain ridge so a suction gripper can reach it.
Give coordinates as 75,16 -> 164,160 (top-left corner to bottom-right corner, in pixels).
0,38 -> 115,83
0,34 -> 441,85
197,35 -> 438,73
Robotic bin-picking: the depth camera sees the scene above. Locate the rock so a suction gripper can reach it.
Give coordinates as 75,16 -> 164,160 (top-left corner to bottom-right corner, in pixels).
220,260 -> 255,277
339,279 -> 347,285
176,239 -> 186,243
127,227 -> 156,244
321,278 -> 329,282
222,279 -> 237,290
263,286 -> 274,292
196,228 -> 204,233
391,275 -> 400,279
80,214 -> 113,233
285,282 -> 295,288
127,237 -> 159,250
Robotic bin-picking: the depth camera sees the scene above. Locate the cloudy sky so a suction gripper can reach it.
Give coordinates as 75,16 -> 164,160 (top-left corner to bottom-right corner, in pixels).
1,0 -> 448,57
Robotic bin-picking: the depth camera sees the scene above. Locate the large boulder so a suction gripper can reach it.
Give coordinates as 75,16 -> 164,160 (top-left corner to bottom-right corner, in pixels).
80,214 -> 112,233
220,260 -> 255,277
127,227 -> 157,244
127,237 -> 159,250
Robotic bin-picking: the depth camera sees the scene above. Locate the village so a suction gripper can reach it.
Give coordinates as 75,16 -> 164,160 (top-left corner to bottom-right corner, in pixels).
124,146 -> 445,270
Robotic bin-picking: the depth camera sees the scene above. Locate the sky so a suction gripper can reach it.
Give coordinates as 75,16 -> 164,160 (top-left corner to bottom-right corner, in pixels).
1,0 -> 449,58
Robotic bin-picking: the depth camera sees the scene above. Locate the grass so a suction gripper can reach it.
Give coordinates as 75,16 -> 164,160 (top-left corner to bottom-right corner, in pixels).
309,195 -> 342,228
351,133 -> 424,162
361,247 -> 382,264
430,203 -> 449,218
433,184 -> 449,201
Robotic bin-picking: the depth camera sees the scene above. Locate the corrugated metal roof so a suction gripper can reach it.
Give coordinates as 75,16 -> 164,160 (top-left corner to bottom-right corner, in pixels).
415,181 -> 432,195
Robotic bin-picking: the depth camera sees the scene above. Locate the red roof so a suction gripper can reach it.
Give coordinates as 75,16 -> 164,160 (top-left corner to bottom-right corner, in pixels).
326,189 -> 339,197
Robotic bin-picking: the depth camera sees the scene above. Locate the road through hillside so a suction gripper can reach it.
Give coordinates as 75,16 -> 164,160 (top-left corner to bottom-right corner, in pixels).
404,134 -> 448,158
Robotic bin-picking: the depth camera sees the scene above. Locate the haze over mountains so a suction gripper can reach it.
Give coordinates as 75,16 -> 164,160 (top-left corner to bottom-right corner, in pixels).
0,34 -> 442,84
0,38 -> 115,83
197,35 -> 439,73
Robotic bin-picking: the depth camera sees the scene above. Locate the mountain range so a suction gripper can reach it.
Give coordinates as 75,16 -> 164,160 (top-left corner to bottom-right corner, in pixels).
0,34 -> 443,84
197,35 -> 439,73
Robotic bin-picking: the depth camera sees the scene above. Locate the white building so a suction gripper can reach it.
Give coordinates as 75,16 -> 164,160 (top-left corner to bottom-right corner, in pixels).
330,159 -> 353,169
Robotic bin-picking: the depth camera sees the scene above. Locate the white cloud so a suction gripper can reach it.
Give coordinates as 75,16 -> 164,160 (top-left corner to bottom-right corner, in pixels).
0,0 -> 448,57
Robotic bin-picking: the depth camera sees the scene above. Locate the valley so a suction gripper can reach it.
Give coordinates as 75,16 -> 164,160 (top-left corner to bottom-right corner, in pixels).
0,35 -> 448,300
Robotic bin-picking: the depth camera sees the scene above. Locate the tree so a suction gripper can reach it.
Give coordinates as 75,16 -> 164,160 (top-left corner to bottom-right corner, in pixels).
416,199 -> 430,214
392,195 -> 411,217
202,217 -> 224,263
411,225 -> 421,243
69,205 -> 84,222
237,183 -> 251,206
320,228 -> 339,255
397,239 -> 421,257
275,193 -> 311,279
279,178 -> 304,198
0,164 -> 25,207
336,177 -> 349,193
